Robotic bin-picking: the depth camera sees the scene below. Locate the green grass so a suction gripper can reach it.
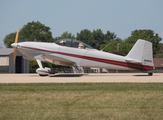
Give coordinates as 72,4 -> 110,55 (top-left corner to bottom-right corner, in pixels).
0,83 -> 163,120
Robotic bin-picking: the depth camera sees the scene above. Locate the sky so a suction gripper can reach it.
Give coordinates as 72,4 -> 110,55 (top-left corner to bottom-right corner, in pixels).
0,0 -> 163,47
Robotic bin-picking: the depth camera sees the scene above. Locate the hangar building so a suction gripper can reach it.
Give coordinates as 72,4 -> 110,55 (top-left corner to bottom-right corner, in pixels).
0,48 -> 29,73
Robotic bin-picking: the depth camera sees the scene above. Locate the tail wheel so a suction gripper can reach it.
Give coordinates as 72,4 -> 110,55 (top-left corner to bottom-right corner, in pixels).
148,72 -> 153,76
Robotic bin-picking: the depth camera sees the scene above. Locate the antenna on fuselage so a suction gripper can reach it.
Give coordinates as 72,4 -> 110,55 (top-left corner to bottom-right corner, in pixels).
101,42 -> 111,51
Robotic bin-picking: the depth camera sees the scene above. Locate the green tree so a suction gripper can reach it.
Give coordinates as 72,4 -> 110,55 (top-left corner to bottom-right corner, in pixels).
100,38 -> 124,55
92,29 -> 104,49
124,29 -> 162,56
104,30 -> 116,42
29,60 -> 38,73
3,33 -> 17,48
100,30 -> 117,52
20,21 -> 54,42
77,29 -> 117,49
120,40 -> 134,55
93,29 -> 117,49
77,29 -> 94,47
4,21 -> 54,48
154,43 -> 163,58
53,37 -> 60,42
59,31 -> 76,39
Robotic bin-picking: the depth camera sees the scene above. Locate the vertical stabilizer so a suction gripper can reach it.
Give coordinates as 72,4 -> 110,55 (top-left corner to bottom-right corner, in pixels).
126,39 -> 154,67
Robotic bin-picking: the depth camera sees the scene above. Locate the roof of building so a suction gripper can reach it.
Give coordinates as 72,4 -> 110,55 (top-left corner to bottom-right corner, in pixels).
153,58 -> 163,67
0,48 -> 14,55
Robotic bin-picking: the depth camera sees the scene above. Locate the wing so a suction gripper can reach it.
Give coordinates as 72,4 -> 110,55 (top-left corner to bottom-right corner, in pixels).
41,54 -> 76,66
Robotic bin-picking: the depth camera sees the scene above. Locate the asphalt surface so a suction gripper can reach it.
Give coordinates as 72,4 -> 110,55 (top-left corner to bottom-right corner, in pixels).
0,73 -> 163,83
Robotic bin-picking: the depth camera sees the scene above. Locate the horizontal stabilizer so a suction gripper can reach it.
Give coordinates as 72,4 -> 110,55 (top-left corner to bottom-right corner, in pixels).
125,58 -> 142,64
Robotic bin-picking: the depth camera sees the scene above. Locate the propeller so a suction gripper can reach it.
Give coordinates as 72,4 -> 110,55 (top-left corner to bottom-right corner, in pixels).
13,27 -> 19,64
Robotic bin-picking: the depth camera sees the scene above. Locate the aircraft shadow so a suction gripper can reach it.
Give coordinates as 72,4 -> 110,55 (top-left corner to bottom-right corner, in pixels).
49,73 -> 85,77
133,75 -> 149,76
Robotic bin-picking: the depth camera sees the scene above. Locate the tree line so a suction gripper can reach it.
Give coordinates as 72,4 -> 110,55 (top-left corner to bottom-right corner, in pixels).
3,21 -> 163,72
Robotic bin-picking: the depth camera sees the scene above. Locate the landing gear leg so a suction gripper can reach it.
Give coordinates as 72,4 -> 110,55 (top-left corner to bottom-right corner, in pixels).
72,66 -> 77,73
81,67 -> 84,73
72,66 -> 84,73
36,59 -> 43,68
36,60 -> 54,76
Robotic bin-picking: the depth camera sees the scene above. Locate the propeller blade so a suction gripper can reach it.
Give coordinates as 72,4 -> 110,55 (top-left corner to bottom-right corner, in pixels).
15,27 -> 19,43
13,48 -> 17,64
13,27 -> 19,64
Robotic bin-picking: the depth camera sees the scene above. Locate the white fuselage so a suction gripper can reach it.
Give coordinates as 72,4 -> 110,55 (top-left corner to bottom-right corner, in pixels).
16,42 -> 153,71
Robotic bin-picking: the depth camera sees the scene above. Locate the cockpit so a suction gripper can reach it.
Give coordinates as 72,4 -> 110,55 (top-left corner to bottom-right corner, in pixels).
54,38 -> 94,49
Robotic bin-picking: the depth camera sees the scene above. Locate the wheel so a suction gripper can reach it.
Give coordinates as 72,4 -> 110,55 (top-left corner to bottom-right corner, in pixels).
148,72 -> 153,76
39,74 -> 48,77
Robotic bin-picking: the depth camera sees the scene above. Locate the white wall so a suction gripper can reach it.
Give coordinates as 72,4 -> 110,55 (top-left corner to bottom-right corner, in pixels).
0,56 -> 9,66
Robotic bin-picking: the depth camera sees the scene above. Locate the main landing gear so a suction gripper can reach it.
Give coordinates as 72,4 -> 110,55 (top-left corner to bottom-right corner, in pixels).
72,66 -> 84,73
36,60 -> 55,77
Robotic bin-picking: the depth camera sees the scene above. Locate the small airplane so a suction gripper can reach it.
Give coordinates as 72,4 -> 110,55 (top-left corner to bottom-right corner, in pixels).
11,27 -> 154,76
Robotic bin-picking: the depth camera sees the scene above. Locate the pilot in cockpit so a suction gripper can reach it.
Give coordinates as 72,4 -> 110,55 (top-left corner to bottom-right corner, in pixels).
78,43 -> 84,49
60,40 -> 66,46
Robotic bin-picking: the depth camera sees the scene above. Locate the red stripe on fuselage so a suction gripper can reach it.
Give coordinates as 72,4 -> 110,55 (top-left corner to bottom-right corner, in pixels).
21,46 -> 153,70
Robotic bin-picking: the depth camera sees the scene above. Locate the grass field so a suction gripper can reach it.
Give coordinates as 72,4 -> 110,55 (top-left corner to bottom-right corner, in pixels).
0,83 -> 163,120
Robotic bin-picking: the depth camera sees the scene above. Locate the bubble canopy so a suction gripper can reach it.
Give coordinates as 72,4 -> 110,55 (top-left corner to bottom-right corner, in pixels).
54,38 -> 94,49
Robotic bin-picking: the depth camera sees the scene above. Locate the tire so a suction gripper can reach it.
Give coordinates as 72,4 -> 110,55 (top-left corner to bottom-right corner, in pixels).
148,72 -> 153,76
39,74 -> 48,77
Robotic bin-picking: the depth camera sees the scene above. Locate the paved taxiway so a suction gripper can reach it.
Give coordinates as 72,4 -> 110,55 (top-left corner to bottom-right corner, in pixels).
0,73 -> 163,83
